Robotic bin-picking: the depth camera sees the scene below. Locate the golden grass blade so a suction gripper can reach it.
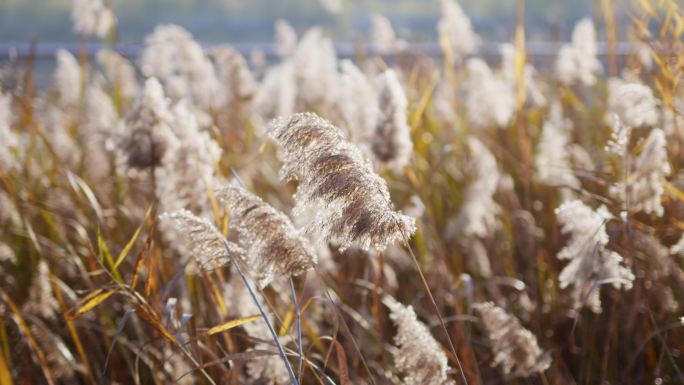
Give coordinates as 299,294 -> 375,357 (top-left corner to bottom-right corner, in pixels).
1,292 -> 56,385
663,180 -> 684,202
279,297 -> 314,336
207,315 -> 260,335
48,270 -> 98,385
130,233 -> 153,290
113,207 -> 151,270
70,290 -> 117,319
0,348 -> 13,385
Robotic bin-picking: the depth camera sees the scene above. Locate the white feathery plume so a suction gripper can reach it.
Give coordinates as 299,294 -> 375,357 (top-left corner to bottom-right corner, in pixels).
81,83 -> 121,183
71,0 -> 116,38
97,49 -> 140,103
500,43 -> 546,107
54,49 -> 82,108
216,183 -> 317,289
370,13 -> 404,55
466,58 -> 515,128
37,101 -> 81,168
275,20 -> 297,58
556,18 -> 602,86
438,0 -> 479,61
383,296 -> 455,385
269,112 -> 416,251
605,116 -> 632,157
473,302 -> 551,376
155,101 -> 222,216
337,59 -> 379,147
605,78 -> 659,129
210,45 -> 258,104
535,101 -> 580,192
159,209 -> 245,272
291,27 -> 339,108
372,69 -> 413,171
253,61 -> 297,120
609,128 -> 671,217
121,77 -> 178,170
0,92 -> 20,174
455,137 -> 501,238
140,25 -> 219,109
555,200 -> 634,313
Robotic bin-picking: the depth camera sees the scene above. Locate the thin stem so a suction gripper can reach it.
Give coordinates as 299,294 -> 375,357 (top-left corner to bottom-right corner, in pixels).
222,240 -> 299,385
289,278 -> 304,384
399,229 -> 470,385
315,268 -> 378,385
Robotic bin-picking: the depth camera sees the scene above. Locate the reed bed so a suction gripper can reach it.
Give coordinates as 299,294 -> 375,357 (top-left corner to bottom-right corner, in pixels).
1,0 -> 683,384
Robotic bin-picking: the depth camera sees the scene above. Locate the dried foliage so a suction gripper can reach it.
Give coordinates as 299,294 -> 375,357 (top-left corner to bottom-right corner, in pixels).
2,1 -> 684,384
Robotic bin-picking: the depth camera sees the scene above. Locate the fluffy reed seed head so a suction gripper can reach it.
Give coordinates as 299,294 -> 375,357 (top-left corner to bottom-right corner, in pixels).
555,200 -> 634,313
216,183 -> 317,289
159,209 -> 245,272
372,69 -> 413,171
275,19 -> 297,58
535,102 -> 580,191
269,112 -> 416,251
54,49 -> 82,108
466,58 -> 515,128
606,78 -> 659,129
97,49 -> 140,103
72,0 -> 116,38
383,296 -> 455,385
456,137 -> 501,238
609,128 -> 671,216
474,302 -> 551,377
370,13 -> 403,55
555,18 -> 602,86
438,0 -> 479,60
122,78 -> 178,169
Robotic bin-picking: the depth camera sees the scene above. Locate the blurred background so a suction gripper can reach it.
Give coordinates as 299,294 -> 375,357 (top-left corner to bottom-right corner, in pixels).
0,0 -> 612,44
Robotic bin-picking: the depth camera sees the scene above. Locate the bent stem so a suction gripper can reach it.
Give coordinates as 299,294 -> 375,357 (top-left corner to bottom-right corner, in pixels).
222,240 -> 299,385
289,278 -> 304,384
399,229 -> 471,385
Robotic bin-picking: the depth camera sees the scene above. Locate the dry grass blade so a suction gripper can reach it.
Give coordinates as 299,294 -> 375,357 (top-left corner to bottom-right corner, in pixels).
207,315 -> 261,335
70,289 -> 117,319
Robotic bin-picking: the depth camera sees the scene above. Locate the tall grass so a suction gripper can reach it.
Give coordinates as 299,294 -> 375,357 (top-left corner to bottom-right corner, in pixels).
1,0 -> 683,384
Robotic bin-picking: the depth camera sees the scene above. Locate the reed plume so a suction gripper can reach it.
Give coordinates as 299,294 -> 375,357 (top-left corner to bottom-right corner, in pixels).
555,200 -> 634,313
384,295 -> 455,385
269,112 -> 416,251
556,18 -> 601,86
216,183 -> 317,289
535,101 -> 579,194
159,209 -> 245,272
438,0 -> 478,61
605,78 -> 659,129
609,128 -> 670,216
121,77 -> 178,170
466,58 -> 515,128
0,92 -> 20,174
474,302 -> 551,377
372,69 -> 413,171
71,0 -> 115,38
